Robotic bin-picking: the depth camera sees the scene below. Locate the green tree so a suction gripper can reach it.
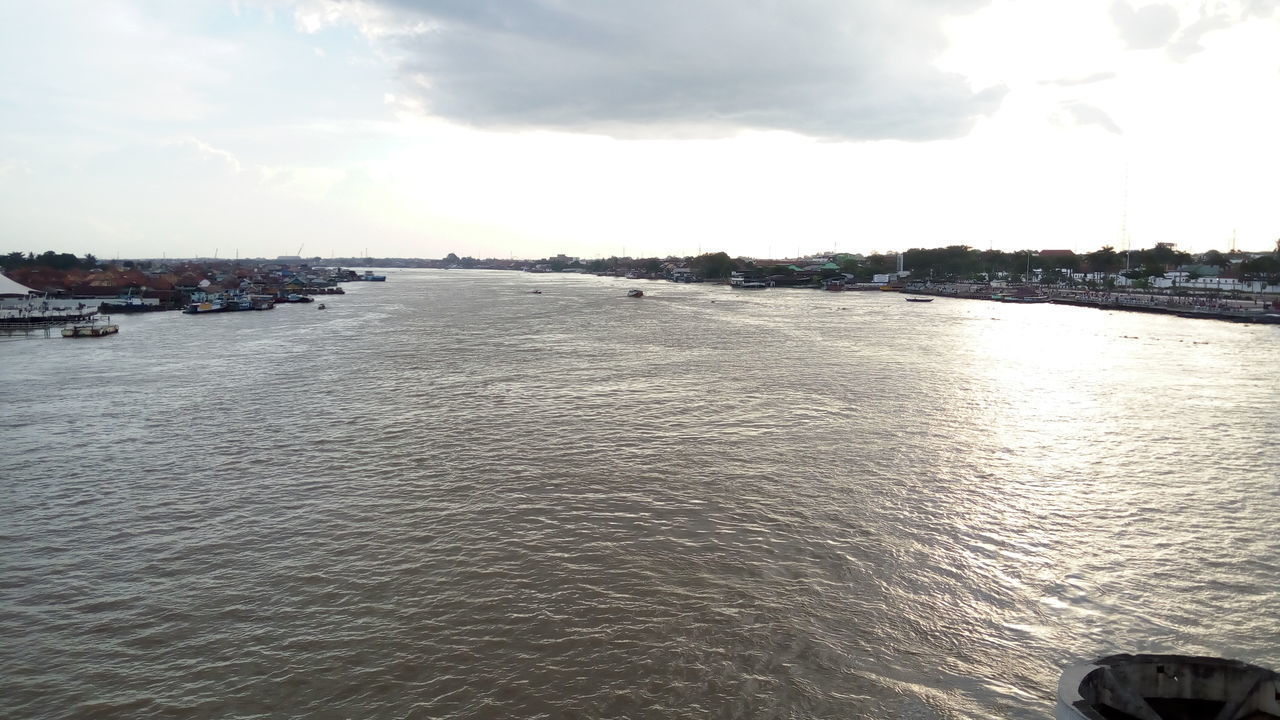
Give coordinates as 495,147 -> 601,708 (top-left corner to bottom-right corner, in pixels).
1085,246 -> 1122,274
1240,256 -> 1280,283
865,253 -> 897,275
1200,249 -> 1229,272
691,251 -> 735,279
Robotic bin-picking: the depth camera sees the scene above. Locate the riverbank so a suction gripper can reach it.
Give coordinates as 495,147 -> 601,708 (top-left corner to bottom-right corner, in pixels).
898,285 -> 1280,324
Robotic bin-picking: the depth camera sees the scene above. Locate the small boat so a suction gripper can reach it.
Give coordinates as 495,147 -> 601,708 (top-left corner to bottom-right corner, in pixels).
317,303 -> 326,310
62,316 -> 119,337
905,297 -> 934,303
627,289 -> 644,298
1056,654 -> 1279,720
528,290 -> 542,294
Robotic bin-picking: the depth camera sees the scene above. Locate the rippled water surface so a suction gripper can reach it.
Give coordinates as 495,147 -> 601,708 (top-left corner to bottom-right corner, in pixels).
3,270 -> 1278,719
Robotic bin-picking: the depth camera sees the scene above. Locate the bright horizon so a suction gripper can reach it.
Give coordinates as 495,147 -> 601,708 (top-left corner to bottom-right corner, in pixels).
1,1 -> 1277,261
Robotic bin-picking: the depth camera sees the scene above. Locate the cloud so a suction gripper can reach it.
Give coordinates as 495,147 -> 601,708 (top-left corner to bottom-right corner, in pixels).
294,0 -> 1007,142
1110,1 -> 1180,49
174,138 -> 243,174
1110,0 -> 1277,61
1244,0 -> 1279,18
1057,101 -> 1124,135
1043,72 -> 1118,87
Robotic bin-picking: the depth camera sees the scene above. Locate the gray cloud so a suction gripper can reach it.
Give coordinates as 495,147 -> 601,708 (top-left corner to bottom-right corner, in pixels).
326,0 -> 1006,141
1109,1 -> 1181,49
1059,102 -> 1123,135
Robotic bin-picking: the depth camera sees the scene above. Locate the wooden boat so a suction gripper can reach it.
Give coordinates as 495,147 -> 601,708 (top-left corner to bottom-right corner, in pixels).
61,316 -> 119,337
1056,654 -> 1279,720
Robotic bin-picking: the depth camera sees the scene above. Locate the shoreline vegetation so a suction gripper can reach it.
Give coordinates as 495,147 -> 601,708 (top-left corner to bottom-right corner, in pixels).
3,243 -> 1279,325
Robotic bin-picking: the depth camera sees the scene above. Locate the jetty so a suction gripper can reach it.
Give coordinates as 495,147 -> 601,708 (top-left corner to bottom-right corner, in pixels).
1,307 -> 102,337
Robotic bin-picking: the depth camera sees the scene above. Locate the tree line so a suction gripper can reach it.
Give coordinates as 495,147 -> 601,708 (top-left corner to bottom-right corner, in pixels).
3,251 -> 99,270
509,242 -> 1279,284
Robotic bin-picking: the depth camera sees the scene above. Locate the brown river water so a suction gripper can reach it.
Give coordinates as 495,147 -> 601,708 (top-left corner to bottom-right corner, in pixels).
2,269 -> 1277,719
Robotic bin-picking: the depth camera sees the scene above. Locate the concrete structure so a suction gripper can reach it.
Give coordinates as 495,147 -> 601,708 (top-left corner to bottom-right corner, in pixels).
1057,654 -> 1279,720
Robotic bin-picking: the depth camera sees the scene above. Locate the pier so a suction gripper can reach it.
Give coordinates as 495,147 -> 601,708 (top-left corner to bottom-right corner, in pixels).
0,308 -> 101,337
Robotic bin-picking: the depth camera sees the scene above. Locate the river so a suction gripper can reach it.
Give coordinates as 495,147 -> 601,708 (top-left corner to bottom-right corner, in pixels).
2,269 -> 1277,719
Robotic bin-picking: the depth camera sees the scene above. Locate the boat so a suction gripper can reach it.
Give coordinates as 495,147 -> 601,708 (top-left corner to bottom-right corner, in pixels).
99,292 -> 161,313
274,293 -> 315,304
528,290 -> 542,294
317,303 -> 326,310
61,316 -> 119,337
627,289 -> 644,298
905,297 -> 934,303
182,297 -> 228,314
355,271 -> 386,281
1056,654 -> 1279,720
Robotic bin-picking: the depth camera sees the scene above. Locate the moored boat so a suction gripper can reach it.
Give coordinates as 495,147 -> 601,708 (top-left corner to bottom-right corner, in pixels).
99,293 -> 162,313
61,316 -> 119,337
182,298 -> 228,314
1056,654 -> 1279,720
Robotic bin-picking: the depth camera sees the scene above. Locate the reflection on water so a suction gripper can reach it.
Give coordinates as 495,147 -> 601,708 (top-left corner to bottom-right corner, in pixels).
2,270 -> 1277,719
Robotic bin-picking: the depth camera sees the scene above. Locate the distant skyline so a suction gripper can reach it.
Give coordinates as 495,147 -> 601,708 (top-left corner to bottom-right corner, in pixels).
1,1 -> 1277,260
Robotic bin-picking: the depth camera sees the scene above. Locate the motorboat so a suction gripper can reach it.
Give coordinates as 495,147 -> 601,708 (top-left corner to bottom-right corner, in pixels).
905,297 -> 934,303
1056,654 -> 1279,720
317,303 -> 326,310
627,289 -> 644,298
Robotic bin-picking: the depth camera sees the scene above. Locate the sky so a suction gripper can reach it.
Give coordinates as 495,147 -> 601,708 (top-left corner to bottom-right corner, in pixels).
1,0 -> 1277,261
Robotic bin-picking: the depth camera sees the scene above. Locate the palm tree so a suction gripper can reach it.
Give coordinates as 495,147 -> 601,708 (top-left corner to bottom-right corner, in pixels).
1085,246 -> 1122,276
